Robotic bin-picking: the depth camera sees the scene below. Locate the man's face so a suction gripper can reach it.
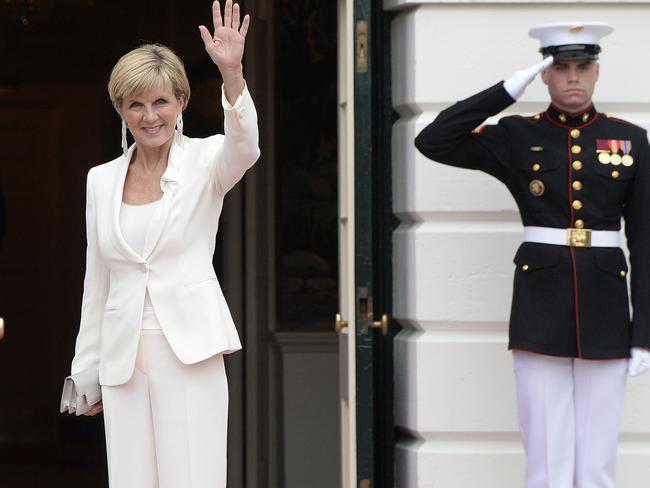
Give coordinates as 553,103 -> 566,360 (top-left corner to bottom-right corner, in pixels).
541,59 -> 599,113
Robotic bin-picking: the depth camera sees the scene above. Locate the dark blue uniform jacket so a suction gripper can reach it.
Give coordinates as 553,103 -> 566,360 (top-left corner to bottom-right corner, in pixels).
415,82 -> 650,359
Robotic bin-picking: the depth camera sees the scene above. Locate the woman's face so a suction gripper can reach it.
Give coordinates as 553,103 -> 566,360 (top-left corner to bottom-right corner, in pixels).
120,82 -> 184,151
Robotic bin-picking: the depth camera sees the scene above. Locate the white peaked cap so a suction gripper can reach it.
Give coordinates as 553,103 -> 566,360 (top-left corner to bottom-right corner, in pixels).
529,21 -> 613,49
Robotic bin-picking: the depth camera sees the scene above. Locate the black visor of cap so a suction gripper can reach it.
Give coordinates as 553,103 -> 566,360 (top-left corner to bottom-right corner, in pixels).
540,44 -> 602,61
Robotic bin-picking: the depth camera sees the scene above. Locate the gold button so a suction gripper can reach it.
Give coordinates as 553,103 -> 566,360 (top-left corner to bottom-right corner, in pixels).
532,163 -> 541,172
572,181 -> 583,191
572,200 -> 583,210
611,170 -> 620,179
559,114 -> 567,123
573,161 -> 583,170
522,265 -> 529,272
534,114 -> 541,120
574,219 -> 585,229
620,270 -> 627,278
571,129 -> 581,139
571,145 -> 582,154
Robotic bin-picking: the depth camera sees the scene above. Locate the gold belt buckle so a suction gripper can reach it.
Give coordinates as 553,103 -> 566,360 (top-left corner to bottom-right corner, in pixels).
567,228 -> 592,248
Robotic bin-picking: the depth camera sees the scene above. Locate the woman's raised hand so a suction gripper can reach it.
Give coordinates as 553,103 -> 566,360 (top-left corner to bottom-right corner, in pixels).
199,0 -> 250,74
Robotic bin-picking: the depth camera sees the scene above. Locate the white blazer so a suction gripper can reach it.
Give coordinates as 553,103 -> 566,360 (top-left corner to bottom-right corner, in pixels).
70,85 -> 260,386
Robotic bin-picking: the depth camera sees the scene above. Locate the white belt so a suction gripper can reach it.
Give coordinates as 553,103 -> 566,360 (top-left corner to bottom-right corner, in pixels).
523,226 -> 620,248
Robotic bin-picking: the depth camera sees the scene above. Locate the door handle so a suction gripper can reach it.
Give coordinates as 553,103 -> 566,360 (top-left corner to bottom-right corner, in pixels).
0,316 -> 4,341
335,313 -> 348,335
337,313 -> 388,335
372,314 -> 389,337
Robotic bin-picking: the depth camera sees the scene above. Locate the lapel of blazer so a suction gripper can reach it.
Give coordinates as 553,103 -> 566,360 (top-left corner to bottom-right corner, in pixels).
112,144 -> 145,263
142,135 -> 186,260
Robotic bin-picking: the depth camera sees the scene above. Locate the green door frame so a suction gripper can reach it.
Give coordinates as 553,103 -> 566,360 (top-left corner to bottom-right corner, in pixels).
354,1 -> 397,486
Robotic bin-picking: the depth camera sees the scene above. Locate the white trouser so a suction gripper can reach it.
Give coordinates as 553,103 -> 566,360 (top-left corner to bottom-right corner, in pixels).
102,330 -> 229,488
513,351 -> 627,488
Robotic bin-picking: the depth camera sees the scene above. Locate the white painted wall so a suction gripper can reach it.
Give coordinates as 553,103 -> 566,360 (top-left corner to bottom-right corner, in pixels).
276,333 -> 340,488
388,3 -> 650,486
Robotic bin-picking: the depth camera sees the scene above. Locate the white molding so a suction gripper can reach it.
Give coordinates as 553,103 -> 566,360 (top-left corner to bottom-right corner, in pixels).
385,0 -> 650,10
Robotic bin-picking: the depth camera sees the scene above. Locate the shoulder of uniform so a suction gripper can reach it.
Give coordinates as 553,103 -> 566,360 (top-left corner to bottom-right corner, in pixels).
504,113 -> 544,124
600,113 -> 646,132
472,114 -> 543,134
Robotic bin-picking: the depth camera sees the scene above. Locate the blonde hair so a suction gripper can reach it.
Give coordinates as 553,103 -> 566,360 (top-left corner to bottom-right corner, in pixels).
108,44 -> 190,110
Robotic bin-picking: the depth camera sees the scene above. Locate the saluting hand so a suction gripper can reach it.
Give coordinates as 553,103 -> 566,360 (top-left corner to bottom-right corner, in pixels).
504,56 -> 554,101
199,0 -> 250,103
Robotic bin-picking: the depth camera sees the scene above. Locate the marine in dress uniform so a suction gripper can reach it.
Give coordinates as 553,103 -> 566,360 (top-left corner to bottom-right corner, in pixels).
415,22 -> 650,488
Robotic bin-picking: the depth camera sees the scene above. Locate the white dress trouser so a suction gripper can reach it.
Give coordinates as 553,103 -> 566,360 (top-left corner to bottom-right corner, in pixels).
101,329 -> 229,488
513,351 -> 627,488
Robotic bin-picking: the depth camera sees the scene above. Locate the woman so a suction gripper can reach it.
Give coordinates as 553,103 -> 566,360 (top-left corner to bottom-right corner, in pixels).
60,1 -> 259,486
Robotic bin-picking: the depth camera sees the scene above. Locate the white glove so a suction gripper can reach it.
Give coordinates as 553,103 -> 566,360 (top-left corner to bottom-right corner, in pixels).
503,56 -> 554,101
628,347 -> 650,376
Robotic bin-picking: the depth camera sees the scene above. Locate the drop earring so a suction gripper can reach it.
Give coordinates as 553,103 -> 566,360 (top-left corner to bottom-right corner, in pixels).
176,113 -> 184,146
121,120 -> 128,158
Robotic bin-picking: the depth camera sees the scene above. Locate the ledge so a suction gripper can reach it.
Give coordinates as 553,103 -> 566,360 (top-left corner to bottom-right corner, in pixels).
385,0 -> 650,11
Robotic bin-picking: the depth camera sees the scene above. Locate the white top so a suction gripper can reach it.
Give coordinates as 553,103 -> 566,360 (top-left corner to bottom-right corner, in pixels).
120,200 -> 161,329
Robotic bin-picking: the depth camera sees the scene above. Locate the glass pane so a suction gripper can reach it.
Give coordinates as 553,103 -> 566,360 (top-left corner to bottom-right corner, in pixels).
275,0 -> 338,331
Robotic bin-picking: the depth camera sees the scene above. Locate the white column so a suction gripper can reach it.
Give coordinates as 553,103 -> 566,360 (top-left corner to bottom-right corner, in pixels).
389,3 -> 650,486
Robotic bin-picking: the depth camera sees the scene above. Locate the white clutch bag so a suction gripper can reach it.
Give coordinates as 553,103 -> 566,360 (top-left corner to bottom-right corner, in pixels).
60,368 -> 101,416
